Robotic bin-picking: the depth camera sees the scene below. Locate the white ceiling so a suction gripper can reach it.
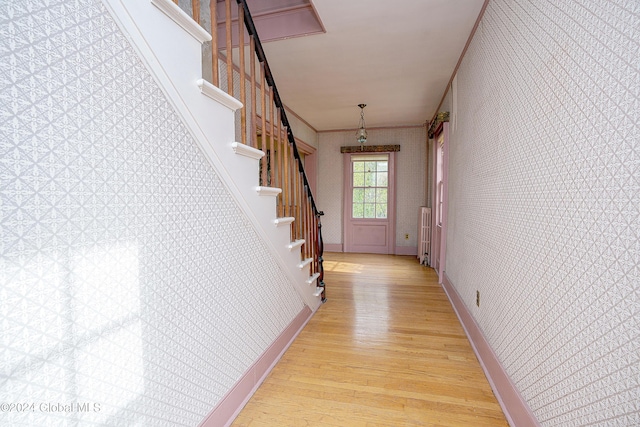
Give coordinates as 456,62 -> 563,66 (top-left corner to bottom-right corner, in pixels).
259,0 -> 485,131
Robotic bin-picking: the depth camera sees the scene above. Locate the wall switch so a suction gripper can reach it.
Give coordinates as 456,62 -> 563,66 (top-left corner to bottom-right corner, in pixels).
404,233 -> 409,239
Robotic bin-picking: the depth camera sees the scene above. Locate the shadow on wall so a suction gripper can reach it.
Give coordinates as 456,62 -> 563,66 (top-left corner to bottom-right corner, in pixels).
3,243 -> 144,425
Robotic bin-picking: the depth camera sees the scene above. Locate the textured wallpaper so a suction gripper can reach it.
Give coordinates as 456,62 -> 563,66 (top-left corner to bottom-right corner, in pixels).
318,127 -> 427,249
286,109 -> 319,150
0,1 -> 305,426
446,1 -> 639,425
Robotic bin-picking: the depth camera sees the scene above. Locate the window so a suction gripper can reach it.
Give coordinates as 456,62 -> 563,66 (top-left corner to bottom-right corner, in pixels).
351,155 -> 388,219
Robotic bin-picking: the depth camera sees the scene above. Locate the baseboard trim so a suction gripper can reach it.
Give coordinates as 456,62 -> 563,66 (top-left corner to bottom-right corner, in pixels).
324,245 -> 417,256
198,305 -> 314,427
441,274 -> 541,427
394,245 -> 417,256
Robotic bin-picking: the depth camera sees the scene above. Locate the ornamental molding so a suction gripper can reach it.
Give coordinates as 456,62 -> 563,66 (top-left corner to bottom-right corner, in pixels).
340,145 -> 401,153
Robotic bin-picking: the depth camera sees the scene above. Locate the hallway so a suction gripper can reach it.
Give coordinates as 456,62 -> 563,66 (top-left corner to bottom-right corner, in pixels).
232,253 -> 508,426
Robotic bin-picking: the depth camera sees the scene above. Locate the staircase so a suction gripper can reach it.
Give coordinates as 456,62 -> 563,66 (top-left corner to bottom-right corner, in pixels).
104,0 -> 325,310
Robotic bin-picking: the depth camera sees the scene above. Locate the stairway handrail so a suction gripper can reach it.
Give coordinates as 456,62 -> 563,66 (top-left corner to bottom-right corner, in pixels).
236,0 -> 322,217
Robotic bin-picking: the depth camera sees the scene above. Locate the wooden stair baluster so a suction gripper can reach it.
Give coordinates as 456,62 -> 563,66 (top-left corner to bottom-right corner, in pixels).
191,0 -> 200,25
269,85 -> 275,188
209,0 -> 219,87
238,3 -> 247,146
260,63 -> 267,186
249,37 -> 256,148
225,0 -> 233,96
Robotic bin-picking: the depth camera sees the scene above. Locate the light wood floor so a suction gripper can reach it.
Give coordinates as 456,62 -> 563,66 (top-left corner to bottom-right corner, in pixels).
232,253 -> 508,426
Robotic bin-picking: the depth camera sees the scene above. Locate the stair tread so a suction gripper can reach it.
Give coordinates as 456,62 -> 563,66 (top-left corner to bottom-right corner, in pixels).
298,258 -> 313,269
306,272 -> 321,284
151,0 -> 211,43
287,239 -> 305,250
255,186 -> 282,196
231,141 -> 264,160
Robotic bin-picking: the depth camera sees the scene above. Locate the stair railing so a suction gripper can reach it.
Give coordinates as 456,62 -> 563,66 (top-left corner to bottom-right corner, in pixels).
174,0 -> 326,302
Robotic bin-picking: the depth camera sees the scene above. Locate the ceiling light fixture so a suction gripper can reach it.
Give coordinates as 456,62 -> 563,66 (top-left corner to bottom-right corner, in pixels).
356,103 -> 367,146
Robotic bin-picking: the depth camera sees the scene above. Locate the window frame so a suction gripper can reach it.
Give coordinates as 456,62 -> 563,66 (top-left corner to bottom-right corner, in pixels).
350,155 -> 389,219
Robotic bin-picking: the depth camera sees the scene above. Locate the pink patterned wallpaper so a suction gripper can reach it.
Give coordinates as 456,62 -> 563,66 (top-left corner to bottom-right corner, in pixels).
446,1 -> 639,425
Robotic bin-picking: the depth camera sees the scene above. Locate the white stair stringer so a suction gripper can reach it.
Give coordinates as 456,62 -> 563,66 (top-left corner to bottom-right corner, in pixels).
103,0 -> 322,311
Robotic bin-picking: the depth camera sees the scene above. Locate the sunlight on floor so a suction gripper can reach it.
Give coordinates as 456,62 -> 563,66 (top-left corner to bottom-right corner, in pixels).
322,260 -> 365,274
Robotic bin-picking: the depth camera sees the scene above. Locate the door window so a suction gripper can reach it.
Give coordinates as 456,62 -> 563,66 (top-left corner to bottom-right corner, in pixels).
351,155 -> 388,219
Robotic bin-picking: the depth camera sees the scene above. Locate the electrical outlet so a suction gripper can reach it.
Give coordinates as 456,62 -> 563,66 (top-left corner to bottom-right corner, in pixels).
476,290 -> 480,307
404,233 -> 409,240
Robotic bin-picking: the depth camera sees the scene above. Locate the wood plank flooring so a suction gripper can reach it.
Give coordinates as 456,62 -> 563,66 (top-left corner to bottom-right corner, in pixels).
231,253 -> 508,426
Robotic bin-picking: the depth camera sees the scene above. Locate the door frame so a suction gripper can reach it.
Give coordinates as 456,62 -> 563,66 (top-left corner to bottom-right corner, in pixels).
430,122 -> 449,281
343,152 -> 397,254
295,138 -> 317,196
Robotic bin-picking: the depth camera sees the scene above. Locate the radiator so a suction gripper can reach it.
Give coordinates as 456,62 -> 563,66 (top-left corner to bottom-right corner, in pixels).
418,207 -> 431,265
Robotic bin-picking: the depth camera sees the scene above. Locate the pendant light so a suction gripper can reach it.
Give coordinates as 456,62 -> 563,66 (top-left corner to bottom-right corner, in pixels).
356,103 -> 367,145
